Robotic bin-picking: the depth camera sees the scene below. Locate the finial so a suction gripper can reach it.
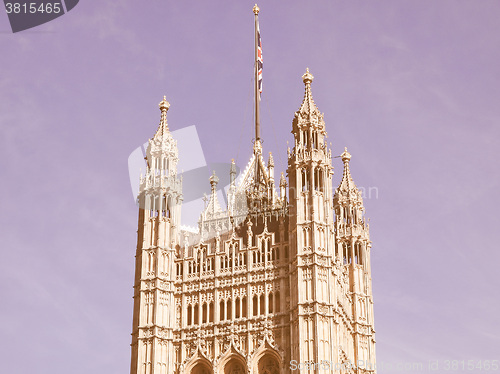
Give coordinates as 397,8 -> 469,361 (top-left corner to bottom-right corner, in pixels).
280,172 -> 287,187
230,158 -> 237,176
253,138 -> 262,155
341,147 -> 351,162
209,170 -> 219,190
302,67 -> 314,85
159,96 -> 170,112
268,152 -> 274,167
253,4 -> 260,14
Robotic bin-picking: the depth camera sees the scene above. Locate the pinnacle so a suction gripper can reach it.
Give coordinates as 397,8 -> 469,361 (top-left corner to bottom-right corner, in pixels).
280,172 -> 287,187
268,152 -> 274,167
230,159 -> 237,175
336,147 -> 358,197
154,95 -> 172,142
298,68 -> 319,116
203,171 -> 223,218
210,170 -> 219,190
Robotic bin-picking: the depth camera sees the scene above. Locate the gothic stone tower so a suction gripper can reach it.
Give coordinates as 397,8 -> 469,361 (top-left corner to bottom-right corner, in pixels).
287,69 -> 336,367
130,97 -> 183,374
129,71 -> 376,374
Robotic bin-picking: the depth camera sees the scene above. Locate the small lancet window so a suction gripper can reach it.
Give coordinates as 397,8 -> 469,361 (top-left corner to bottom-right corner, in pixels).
209,302 -> 214,323
301,169 -> 308,192
242,297 -> 247,318
194,304 -> 199,325
268,292 -> 273,314
235,297 -> 240,318
187,305 -> 192,325
202,303 -> 207,324
220,300 -> 225,321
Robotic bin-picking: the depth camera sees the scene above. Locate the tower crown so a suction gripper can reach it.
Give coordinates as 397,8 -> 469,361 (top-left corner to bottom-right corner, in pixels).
334,148 -> 366,229
140,97 -> 182,214
145,96 -> 179,176
335,147 -> 361,202
154,96 -> 172,142
293,68 -> 325,132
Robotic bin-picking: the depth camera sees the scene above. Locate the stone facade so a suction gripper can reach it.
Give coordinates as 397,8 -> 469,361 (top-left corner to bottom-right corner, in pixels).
129,70 -> 376,374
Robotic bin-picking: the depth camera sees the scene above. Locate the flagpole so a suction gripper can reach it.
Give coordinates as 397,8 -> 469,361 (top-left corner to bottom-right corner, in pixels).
253,4 -> 260,143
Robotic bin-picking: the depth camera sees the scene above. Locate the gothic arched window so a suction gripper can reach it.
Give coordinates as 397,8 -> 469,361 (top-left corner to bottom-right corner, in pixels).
257,354 -> 280,374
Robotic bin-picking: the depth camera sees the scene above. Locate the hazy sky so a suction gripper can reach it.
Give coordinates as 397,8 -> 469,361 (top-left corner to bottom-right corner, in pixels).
1,1 -> 499,373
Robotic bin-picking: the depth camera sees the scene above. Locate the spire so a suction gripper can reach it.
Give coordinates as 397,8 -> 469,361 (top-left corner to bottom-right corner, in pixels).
298,68 -> 319,116
209,170 -> 220,192
145,95 -> 179,175
230,158 -> 237,184
292,68 -> 325,134
154,96 -> 172,142
267,152 -> 274,168
279,171 -> 287,202
227,159 -> 238,215
335,147 -> 361,201
202,171 -> 224,220
279,172 -> 287,187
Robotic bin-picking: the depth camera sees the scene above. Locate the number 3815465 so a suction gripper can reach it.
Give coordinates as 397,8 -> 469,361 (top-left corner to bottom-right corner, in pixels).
5,3 -> 62,14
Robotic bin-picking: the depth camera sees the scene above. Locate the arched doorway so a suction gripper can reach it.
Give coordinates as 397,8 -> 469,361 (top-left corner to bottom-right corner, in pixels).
191,361 -> 213,374
257,353 -> 279,374
223,358 -> 246,374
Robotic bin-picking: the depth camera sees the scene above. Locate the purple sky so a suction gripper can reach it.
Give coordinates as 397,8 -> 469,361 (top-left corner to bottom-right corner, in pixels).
1,1 -> 499,373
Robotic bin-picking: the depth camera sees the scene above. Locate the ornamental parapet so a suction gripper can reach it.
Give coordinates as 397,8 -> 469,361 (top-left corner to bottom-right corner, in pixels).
139,173 -> 183,194
335,222 -> 369,238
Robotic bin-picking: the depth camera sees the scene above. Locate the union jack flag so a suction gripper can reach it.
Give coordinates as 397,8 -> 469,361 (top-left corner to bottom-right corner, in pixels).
257,20 -> 263,100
